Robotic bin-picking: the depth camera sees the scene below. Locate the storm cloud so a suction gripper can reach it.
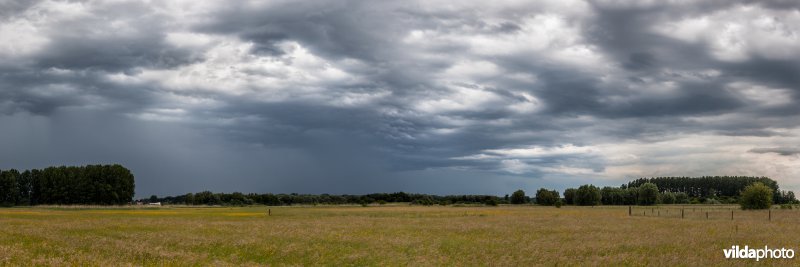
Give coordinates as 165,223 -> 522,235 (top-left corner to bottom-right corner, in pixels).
2,0 -> 800,197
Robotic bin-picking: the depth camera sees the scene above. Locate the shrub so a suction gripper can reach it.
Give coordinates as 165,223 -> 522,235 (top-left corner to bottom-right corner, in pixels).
637,183 -> 659,205
510,190 -> 527,204
740,182 -> 773,210
412,196 -> 435,206
675,192 -> 690,204
660,192 -> 676,204
555,199 -> 563,208
484,198 -> 498,206
575,184 -> 601,206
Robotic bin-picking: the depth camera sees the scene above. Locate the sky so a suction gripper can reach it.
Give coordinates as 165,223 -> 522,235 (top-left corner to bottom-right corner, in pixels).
1,0 -> 800,198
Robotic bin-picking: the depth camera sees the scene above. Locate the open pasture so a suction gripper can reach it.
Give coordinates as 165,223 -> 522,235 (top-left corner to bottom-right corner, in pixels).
1,205 -> 798,266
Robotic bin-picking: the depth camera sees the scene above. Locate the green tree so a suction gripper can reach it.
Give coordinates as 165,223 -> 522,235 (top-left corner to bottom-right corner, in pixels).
184,193 -> 195,205
510,190 -> 527,204
563,188 -> 577,205
535,188 -> 559,206
575,184 -> 601,206
623,187 -> 639,205
637,182 -> 659,205
0,170 -> 20,206
17,170 -> 32,205
601,186 -> 625,205
740,182 -> 773,210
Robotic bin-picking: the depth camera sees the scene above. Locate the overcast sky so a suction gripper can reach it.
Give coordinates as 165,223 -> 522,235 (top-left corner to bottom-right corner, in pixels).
2,0 -> 800,197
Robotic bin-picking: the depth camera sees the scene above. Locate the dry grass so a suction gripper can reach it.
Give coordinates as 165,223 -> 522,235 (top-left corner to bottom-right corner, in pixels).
1,205 -> 799,266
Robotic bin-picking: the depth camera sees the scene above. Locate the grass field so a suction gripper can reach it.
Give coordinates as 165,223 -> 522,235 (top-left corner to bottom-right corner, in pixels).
2,205 -> 799,266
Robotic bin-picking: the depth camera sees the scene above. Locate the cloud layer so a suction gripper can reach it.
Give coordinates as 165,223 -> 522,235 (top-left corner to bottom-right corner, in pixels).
2,0 -> 800,196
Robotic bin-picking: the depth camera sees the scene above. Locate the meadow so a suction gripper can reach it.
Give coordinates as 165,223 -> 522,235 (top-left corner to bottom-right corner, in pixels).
2,205 -> 800,266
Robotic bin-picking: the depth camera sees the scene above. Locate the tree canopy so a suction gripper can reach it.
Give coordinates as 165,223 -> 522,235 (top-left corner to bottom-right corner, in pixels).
575,185 -> 601,206
535,188 -> 559,206
510,190 -> 527,204
0,165 -> 134,206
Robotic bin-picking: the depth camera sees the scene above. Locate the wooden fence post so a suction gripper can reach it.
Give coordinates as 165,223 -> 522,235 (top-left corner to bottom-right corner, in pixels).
769,209 -> 771,221
731,210 -> 733,220
706,211 -> 708,219
629,206 -> 632,216
681,208 -> 684,219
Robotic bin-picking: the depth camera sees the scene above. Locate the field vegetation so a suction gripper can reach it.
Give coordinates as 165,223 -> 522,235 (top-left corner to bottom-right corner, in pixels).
2,205 -> 800,265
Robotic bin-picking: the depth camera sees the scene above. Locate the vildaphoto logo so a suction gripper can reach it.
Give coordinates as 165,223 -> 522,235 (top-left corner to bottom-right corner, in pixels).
724,246 -> 795,261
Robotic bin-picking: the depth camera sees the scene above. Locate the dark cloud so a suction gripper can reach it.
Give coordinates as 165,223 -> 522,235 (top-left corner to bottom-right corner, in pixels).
2,0 -> 800,196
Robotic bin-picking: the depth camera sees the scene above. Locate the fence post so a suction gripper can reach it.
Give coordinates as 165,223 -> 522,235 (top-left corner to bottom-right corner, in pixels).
769,209 -> 771,221
268,209 -> 271,216
731,210 -> 733,220
629,206 -> 631,216
681,208 -> 684,219
706,211 -> 708,219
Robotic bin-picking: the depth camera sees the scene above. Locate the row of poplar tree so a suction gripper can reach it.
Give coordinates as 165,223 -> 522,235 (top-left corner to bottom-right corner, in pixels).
0,165 -> 135,206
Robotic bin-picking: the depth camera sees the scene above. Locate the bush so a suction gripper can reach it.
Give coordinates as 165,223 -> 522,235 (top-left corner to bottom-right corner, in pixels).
484,198 -> 498,206
660,192 -> 676,204
412,196 -> 435,206
637,183 -> 659,205
510,190 -> 527,204
555,199 -> 563,208
675,192 -> 690,204
740,182 -> 773,210
535,188 -> 560,206
575,184 -> 601,206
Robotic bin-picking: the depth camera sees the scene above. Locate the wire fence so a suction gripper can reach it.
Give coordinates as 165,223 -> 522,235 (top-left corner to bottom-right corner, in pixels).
628,205 -> 800,222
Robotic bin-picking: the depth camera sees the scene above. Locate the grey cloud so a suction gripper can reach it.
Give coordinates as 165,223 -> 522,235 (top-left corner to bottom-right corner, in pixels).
748,147 -> 800,156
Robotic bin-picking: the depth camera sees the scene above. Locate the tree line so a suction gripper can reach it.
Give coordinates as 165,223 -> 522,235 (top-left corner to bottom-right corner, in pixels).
624,176 -> 795,204
522,176 -> 797,207
144,191 -> 506,206
0,165 -> 135,206
142,176 -> 797,208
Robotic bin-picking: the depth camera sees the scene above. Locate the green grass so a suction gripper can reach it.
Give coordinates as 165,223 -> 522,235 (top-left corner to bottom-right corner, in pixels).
1,205 -> 799,265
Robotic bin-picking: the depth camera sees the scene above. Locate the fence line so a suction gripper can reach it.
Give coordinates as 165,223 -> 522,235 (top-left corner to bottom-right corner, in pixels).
628,205 -> 796,222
